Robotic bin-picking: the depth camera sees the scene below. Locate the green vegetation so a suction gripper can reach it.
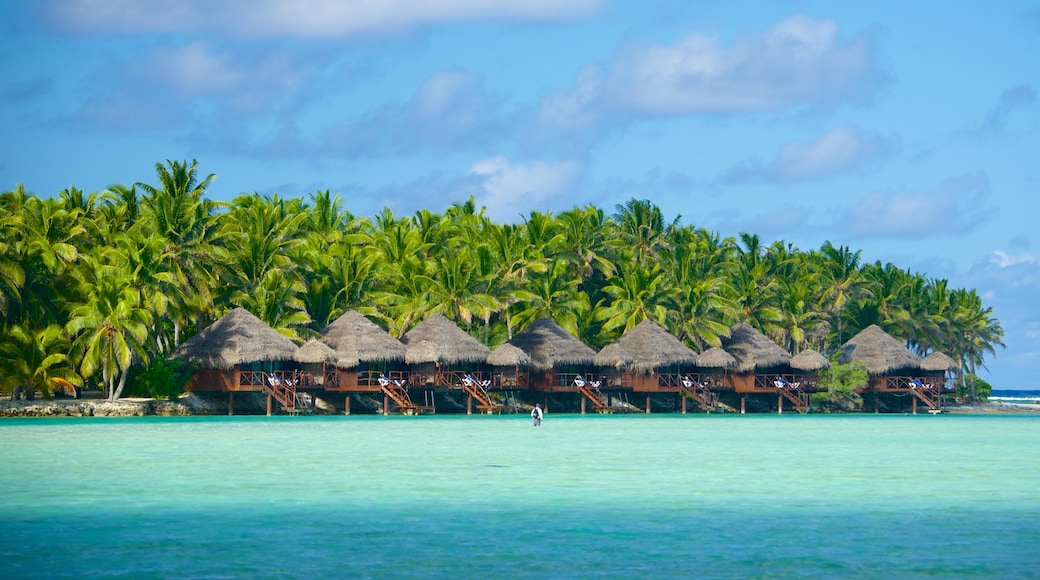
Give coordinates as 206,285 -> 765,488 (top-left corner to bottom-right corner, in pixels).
813,361 -> 869,411
0,160 -> 1005,400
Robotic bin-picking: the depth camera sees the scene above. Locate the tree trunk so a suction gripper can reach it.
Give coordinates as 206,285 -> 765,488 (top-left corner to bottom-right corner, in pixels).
12,385 -> 21,401
111,367 -> 130,401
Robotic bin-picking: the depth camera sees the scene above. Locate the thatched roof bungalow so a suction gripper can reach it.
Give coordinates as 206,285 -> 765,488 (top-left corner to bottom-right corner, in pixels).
838,325 -> 921,377
507,317 -> 596,391
720,323 -> 792,391
320,310 -> 407,389
594,319 -> 698,391
487,343 -> 531,388
295,339 -> 340,388
401,314 -> 491,386
695,347 -> 737,371
172,307 -> 299,393
838,325 -> 944,413
788,349 -> 830,392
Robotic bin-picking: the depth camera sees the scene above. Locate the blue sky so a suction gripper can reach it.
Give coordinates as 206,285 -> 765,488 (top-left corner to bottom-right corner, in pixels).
2,1 -> 1039,388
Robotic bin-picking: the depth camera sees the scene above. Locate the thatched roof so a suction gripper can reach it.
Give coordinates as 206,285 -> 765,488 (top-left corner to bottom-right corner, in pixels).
295,339 -> 340,364
921,351 -> 957,372
487,343 -> 531,367
320,310 -> 406,368
508,317 -> 596,372
695,347 -> 737,370
721,323 -> 792,373
593,319 -> 698,373
790,349 -> 831,372
401,313 -> 490,365
171,307 -> 299,370
837,324 -> 921,375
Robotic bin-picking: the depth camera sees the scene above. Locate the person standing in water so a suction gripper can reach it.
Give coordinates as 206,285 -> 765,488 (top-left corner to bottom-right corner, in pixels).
531,404 -> 543,427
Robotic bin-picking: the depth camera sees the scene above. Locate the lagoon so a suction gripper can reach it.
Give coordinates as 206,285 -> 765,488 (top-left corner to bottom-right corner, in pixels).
2,414 -> 1038,578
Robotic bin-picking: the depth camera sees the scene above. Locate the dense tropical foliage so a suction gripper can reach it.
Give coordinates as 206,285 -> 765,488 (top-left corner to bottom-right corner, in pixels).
0,160 -> 1005,400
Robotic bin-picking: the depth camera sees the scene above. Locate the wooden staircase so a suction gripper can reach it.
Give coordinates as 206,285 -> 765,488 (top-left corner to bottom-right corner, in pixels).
378,377 -> 422,415
909,382 -> 941,413
778,386 -> 810,413
262,374 -> 308,415
679,380 -> 718,411
576,380 -> 619,413
461,376 -> 504,413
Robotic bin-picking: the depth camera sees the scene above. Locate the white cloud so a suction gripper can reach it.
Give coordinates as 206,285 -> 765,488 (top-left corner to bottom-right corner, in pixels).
542,14 -> 882,123
989,250 -> 1040,268
833,173 -> 995,239
42,0 -> 601,37
467,156 -> 582,221
724,126 -> 889,184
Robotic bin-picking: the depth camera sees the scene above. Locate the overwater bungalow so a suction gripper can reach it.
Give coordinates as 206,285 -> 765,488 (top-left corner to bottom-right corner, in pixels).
838,324 -> 943,413
171,307 -> 300,415
506,317 -> 601,411
290,339 -> 340,415
401,314 -> 493,413
921,351 -> 957,384
721,323 -> 802,413
594,319 -> 712,413
319,310 -> 411,414
789,349 -> 831,406
487,343 -> 531,389
694,347 -> 738,398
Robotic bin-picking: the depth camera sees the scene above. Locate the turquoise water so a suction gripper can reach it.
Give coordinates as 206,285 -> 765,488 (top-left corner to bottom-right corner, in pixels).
2,415 -> 1039,578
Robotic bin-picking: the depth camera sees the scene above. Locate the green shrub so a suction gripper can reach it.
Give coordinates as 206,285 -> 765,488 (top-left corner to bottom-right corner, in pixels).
125,356 -> 193,400
812,360 -> 868,412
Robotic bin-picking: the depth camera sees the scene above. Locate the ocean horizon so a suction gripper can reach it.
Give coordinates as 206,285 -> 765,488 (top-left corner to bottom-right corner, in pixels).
2,414 -> 1038,578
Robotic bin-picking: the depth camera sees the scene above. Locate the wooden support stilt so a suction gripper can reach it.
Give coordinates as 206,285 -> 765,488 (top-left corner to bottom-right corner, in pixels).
581,395 -> 586,415
912,396 -> 917,415
383,394 -> 389,416
740,394 -> 746,414
778,393 -> 783,415
645,395 -> 651,414
682,394 -> 687,414
267,393 -> 272,416
467,395 -> 473,415
228,392 -> 234,416
344,394 -> 351,415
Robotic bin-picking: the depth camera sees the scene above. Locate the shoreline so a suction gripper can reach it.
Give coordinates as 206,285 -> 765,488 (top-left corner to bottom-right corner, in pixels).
1,396 -> 1039,417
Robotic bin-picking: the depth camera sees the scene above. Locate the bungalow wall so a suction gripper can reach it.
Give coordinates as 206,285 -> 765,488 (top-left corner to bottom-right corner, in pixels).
187,369 -> 240,392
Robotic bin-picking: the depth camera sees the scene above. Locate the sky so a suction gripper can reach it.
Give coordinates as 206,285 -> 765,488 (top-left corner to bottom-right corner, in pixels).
2,1 -> 1039,389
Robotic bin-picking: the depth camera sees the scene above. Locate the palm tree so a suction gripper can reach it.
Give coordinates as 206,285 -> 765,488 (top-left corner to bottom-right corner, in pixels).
732,234 -> 783,332
136,159 -> 225,344
0,324 -> 80,400
816,241 -> 870,347
612,198 -> 678,266
557,205 -> 617,284
596,261 -> 676,335
510,259 -> 589,337
66,251 -> 152,401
